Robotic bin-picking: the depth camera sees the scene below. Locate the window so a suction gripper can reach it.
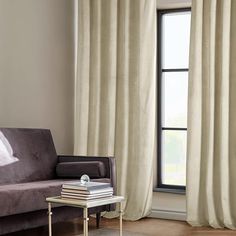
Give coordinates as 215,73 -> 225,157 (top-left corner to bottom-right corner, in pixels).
157,9 -> 191,191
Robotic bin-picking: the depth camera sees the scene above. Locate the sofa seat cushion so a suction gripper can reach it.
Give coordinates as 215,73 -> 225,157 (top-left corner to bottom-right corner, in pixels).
0,178 -> 111,217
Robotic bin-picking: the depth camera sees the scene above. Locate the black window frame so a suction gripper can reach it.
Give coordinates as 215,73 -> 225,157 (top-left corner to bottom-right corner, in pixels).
156,8 -> 191,193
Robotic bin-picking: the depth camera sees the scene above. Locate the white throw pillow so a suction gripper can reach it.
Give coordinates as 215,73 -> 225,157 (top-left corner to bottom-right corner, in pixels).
0,131 -> 18,166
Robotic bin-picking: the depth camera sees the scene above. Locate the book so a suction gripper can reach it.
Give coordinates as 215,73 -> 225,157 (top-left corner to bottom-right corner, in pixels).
61,193 -> 113,200
61,192 -> 113,199
62,187 -> 113,195
62,181 -> 111,191
61,191 -> 113,198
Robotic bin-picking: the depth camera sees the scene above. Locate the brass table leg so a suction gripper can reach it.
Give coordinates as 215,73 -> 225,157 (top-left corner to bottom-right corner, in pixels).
48,203 -> 52,236
83,208 -> 89,236
119,202 -> 123,236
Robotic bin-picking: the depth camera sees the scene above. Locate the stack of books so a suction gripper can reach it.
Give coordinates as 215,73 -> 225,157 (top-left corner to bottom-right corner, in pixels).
61,181 -> 113,201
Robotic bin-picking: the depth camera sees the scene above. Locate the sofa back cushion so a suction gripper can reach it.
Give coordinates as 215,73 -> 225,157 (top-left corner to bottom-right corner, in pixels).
0,128 -> 58,185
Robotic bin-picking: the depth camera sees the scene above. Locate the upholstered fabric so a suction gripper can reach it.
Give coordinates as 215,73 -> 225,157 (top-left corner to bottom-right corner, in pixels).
56,161 -> 106,178
0,128 -> 116,235
0,178 -> 111,217
58,156 -> 116,188
0,128 -> 58,185
0,179 -> 71,217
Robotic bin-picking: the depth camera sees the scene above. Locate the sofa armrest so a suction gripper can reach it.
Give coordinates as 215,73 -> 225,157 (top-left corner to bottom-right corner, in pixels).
57,156 -> 116,194
56,161 -> 106,179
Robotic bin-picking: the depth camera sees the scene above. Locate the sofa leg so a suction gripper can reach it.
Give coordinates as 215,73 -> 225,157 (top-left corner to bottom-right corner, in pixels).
96,212 -> 101,228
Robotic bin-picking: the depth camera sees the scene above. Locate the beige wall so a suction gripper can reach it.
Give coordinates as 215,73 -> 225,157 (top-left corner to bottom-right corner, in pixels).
0,0 -> 75,154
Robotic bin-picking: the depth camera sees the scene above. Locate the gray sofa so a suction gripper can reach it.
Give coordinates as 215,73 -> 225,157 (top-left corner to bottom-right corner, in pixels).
0,128 -> 116,235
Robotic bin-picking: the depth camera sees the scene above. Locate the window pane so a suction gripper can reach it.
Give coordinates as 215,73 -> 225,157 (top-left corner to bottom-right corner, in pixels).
163,72 -> 188,128
162,130 -> 186,186
162,12 -> 191,69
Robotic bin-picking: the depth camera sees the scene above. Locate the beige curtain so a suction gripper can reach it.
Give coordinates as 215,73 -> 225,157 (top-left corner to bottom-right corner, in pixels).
74,0 -> 156,220
187,0 -> 236,229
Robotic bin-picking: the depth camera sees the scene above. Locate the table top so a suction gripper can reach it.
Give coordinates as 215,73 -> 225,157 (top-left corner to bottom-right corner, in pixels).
46,195 -> 124,208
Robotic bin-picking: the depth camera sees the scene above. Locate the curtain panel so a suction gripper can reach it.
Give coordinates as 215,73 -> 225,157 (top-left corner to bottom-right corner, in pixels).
74,0 -> 156,220
187,0 -> 236,229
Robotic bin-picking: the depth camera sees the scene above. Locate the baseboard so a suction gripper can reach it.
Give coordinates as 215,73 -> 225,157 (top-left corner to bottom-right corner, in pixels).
149,208 -> 187,221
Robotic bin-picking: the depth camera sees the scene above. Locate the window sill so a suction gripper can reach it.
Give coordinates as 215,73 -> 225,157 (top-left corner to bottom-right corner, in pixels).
153,187 -> 186,195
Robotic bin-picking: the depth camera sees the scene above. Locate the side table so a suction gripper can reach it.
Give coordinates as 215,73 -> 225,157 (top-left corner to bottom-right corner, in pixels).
46,195 -> 124,236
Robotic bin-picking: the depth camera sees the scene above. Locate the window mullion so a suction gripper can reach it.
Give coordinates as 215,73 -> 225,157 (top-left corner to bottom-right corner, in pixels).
157,8 -> 191,191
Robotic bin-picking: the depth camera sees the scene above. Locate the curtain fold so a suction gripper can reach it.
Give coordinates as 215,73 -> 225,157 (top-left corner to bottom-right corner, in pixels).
187,0 -> 236,229
74,0 -> 156,220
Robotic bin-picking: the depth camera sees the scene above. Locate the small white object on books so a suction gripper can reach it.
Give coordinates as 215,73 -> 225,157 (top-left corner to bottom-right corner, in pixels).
80,174 -> 90,185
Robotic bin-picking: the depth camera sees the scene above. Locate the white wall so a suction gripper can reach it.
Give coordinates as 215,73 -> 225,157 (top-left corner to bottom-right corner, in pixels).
152,0 -> 191,221
0,0 -> 75,154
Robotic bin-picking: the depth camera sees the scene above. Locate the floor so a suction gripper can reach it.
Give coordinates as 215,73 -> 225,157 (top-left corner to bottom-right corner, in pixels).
6,217 -> 236,236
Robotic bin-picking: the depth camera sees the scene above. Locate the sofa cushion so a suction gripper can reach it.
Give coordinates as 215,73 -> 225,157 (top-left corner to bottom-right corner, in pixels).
56,161 -> 106,178
0,178 -> 111,217
0,128 -> 58,185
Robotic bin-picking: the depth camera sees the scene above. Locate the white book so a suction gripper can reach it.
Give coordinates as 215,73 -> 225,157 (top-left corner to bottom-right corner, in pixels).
61,193 -> 113,200
62,181 -> 111,191
62,187 -> 113,195
61,191 -> 113,198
